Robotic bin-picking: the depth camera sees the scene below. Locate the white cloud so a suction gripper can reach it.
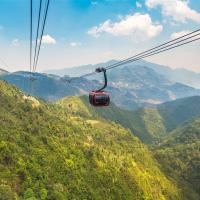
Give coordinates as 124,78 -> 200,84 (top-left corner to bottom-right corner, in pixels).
69,42 -> 82,47
88,13 -> 163,39
42,35 -> 56,44
170,30 -> 191,39
11,39 -> 20,46
136,2 -> 142,8
145,0 -> 200,23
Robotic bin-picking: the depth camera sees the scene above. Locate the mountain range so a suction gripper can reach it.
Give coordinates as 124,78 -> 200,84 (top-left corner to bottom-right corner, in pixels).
1,59 -> 200,110
1,59 -> 200,199
45,59 -> 200,89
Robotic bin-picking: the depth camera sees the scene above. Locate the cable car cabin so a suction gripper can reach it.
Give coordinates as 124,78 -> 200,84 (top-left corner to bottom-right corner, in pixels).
89,91 -> 110,107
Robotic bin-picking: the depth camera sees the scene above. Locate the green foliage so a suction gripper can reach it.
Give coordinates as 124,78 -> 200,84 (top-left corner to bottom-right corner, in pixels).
40,188 -> 47,200
154,118 -> 200,199
23,188 -> 36,199
0,184 -> 18,200
0,80 -> 186,199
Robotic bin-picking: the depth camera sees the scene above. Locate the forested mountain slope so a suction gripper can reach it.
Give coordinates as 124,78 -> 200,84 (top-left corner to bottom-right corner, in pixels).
57,96 -> 163,143
132,96 -> 200,143
0,80 -> 189,200
157,96 -> 200,131
154,118 -> 200,197
58,96 -> 200,144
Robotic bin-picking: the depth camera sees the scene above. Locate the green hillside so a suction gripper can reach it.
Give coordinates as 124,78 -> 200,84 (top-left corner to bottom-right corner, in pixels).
58,95 -> 200,144
157,96 -> 200,131
0,80 -> 189,200
154,117 -> 200,197
58,94 -> 200,199
135,96 -> 200,142
57,96 -> 166,143
134,96 -> 200,142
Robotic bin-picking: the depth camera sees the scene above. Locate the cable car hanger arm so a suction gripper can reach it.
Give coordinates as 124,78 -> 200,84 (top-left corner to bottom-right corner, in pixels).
95,67 -> 107,92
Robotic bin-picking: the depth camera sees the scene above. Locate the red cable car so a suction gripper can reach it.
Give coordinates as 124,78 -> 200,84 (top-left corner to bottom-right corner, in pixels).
89,91 -> 110,106
89,67 -> 110,107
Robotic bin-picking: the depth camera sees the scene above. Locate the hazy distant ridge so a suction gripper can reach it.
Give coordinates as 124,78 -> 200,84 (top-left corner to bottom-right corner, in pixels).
45,60 -> 200,89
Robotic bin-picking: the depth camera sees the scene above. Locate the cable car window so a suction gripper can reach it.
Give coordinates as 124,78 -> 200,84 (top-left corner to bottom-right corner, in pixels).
95,94 -> 110,106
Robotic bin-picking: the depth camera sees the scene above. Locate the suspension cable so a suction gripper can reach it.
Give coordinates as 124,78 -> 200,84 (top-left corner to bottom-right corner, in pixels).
33,0 -> 43,71
33,0 -> 50,72
107,32 -> 200,70
108,36 -> 200,70
107,28 -> 200,70
30,0 -> 33,75
28,0 -> 33,95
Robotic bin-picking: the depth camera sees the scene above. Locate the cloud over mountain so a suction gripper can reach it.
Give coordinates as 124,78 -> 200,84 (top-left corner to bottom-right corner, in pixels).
88,13 -> 163,39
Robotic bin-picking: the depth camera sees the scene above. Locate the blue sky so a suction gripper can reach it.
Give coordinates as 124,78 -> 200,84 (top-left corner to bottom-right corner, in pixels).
0,0 -> 200,72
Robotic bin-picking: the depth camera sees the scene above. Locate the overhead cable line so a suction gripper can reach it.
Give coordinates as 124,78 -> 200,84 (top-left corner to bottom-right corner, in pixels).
33,0 -> 50,72
106,28 -> 200,70
32,0 -> 43,71
65,28 -> 200,83
28,0 -> 34,95
30,0 -> 33,75
107,32 -> 200,70
108,36 -> 200,70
